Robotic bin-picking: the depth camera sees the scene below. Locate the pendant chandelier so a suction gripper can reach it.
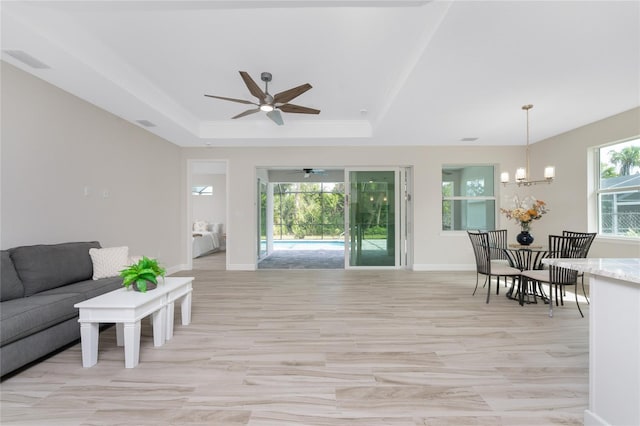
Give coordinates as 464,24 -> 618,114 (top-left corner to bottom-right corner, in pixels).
501,104 -> 555,186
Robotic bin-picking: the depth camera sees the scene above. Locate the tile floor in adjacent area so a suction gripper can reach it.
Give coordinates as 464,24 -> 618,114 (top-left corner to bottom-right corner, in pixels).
0,251 -> 589,425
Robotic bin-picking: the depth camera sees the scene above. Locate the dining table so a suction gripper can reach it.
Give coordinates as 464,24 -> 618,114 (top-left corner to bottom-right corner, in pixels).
501,243 -> 552,305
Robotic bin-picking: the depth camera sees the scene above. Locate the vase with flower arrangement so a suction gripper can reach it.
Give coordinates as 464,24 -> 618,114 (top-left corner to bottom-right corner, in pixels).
500,196 -> 549,245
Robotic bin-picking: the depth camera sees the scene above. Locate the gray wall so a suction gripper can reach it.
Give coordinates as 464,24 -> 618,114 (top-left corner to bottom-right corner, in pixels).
1,62 -> 184,271
530,107 -> 640,258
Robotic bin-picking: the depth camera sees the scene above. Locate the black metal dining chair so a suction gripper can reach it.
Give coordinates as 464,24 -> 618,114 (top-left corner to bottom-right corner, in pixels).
562,230 -> 597,303
521,234 -> 594,317
467,231 -> 522,303
486,229 -> 511,289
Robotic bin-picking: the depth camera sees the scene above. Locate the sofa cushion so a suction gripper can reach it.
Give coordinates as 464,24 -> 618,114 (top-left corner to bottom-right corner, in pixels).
10,242 -> 101,297
0,292 -> 86,346
41,276 -> 123,301
1,250 -> 24,301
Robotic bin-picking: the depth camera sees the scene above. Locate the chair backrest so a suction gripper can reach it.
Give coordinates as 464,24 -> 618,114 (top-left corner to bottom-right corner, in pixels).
547,234 -> 593,284
562,230 -> 596,257
486,229 -> 508,260
467,231 -> 491,275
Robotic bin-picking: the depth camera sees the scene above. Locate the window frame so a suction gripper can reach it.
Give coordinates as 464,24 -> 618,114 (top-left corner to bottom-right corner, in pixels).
595,137 -> 640,239
441,164 -> 497,232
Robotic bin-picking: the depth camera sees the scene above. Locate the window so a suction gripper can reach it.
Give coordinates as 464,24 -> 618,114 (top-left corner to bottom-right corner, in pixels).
597,138 -> 640,237
442,165 -> 496,231
192,186 -> 213,196
273,182 -> 345,240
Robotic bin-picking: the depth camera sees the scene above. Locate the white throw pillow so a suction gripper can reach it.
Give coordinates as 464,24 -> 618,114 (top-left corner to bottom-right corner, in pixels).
211,223 -> 223,234
89,246 -> 129,280
193,220 -> 208,232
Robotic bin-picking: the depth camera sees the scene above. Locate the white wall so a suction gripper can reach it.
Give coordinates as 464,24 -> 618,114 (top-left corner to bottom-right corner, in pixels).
191,173 -> 226,231
184,108 -> 640,270
1,62 -> 184,271
183,145 -> 526,270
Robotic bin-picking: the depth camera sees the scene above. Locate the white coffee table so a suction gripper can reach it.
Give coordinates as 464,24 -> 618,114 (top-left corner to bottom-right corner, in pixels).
74,276 -> 193,368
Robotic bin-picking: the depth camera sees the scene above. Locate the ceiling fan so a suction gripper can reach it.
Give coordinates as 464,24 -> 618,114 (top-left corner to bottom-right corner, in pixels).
301,168 -> 326,178
204,71 -> 320,125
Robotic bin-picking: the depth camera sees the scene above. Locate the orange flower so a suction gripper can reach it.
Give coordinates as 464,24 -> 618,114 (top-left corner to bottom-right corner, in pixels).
501,196 -> 549,226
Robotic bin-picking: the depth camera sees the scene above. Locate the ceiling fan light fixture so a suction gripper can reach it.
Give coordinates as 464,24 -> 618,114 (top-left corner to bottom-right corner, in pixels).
204,71 -> 319,125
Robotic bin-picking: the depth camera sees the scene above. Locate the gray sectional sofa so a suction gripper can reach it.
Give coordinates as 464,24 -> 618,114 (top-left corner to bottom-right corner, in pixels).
1,241 -> 123,378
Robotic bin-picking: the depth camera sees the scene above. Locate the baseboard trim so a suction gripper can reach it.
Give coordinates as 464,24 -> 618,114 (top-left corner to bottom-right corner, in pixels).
583,409 -> 608,426
227,263 -> 257,271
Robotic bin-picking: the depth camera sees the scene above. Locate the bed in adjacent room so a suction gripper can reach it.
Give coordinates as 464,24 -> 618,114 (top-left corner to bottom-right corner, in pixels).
192,221 -> 224,258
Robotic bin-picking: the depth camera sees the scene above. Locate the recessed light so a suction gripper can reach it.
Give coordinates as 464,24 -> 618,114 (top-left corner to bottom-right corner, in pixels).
3,50 -> 50,69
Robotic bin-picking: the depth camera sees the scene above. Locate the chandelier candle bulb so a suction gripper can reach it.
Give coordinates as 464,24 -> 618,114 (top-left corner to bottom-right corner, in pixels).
515,167 -> 527,181
544,166 -> 555,180
500,172 -> 510,183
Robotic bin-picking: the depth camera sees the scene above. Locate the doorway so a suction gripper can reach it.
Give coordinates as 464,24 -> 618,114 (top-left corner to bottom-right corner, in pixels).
187,160 -> 228,270
257,166 -> 412,269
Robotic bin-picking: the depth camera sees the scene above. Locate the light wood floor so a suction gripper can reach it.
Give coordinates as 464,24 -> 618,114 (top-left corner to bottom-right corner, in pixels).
1,252 -> 589,425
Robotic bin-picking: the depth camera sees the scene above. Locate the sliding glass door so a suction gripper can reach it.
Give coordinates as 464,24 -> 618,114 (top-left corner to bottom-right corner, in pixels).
345,169 -> 399,267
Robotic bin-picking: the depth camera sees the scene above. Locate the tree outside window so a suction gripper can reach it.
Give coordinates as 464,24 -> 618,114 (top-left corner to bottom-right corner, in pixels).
597,139 -> 640,237
273,182 -> 345,240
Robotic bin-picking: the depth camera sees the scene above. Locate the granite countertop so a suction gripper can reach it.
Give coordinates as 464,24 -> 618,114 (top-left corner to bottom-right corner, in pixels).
542,258 -> 640,284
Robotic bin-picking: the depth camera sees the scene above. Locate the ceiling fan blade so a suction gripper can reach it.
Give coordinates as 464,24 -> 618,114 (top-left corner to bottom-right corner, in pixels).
204,94 -> 257,105
273,83 -> 312,104
278,104 -> 321,114
266,109 -> 284,125
232,108 -> 260,119
239,71 -> 266,100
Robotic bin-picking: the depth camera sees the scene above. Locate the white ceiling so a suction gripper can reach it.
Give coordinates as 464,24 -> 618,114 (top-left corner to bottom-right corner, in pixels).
2,0 -> 639,147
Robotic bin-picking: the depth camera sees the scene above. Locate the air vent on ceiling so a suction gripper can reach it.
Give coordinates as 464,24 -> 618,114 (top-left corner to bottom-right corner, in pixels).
136,120 -> 156,127
3,50 -> 50,69
460,137 -> 479,142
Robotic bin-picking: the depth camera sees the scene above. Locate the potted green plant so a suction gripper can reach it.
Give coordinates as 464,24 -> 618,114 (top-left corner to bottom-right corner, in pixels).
119,256 -> 166,292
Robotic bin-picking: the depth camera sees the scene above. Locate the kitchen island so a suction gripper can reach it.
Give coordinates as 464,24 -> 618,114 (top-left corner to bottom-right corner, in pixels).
542,258 -> 640,426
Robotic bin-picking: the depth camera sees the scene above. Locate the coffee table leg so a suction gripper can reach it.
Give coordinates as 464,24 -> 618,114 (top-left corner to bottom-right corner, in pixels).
116,323 -> 124,346
166,302 -> 175,341
152,307 -> 166,347
181,291 -> 192,325
123,321 -> 141,368
80,322 -> 99,368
